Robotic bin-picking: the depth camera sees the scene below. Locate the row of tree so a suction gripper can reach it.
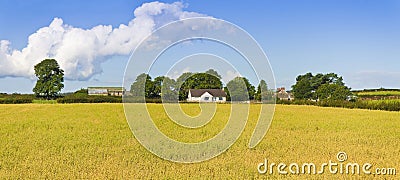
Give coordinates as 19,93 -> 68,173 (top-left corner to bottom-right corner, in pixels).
30,59 -> 273,101
25,59 -> 400,111
30,59 -> 351,103
130,69 -> 272,102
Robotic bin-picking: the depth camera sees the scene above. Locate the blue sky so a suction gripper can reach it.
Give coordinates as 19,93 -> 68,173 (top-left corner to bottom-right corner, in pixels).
0,0 -> 399,93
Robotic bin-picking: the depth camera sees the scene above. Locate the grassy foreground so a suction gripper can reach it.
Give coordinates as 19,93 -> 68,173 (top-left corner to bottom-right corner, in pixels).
0,104 -> 399,179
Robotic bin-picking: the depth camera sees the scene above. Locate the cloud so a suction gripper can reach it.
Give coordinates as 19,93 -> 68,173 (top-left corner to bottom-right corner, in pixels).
0,1 -> 207,80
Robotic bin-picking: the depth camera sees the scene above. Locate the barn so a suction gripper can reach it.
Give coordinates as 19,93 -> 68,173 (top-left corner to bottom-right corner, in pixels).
187,89 -> 227,103
88,87 -> 125,96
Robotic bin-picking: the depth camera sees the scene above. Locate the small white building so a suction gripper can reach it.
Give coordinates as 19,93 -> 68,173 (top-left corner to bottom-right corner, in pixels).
187,89 -> 227,103
88,87 -> 125,96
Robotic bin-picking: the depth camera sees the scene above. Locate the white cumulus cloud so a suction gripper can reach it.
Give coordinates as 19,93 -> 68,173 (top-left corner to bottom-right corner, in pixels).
0,1 -> 207,80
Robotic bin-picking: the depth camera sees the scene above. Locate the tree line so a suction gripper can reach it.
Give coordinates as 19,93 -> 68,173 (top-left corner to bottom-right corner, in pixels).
29,59 -> 274,102
291,72 -> 352,101
22,59 -> 400,111
30,59 -> 352,103
129,69 -> 273,102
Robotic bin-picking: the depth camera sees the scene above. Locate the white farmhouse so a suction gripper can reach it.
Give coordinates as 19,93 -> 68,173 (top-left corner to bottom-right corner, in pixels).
187,89 -> 227,103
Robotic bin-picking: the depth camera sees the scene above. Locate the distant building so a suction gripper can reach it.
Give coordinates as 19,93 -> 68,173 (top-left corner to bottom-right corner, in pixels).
187,89 -> 227,103
88,87 -> 125,96
277,87 -> 286,92
276,87 -> 294,101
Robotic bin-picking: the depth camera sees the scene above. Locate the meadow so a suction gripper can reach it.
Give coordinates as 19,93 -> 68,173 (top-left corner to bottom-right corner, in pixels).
0,104 -> 399,179
355,90 -> 400,96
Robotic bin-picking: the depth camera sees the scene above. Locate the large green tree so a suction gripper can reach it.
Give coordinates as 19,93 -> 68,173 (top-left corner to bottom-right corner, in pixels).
130,73 -> 155,98
175,72 -> 193,95
154,76 -> 177,102
241,77 -> 256,100
153,76 -> 166,98
130,74 -> 178,101
226,77 -> 256,101
205,69 -> 222,79
255,80 -> 272,102
33,59 -> 64,99
292,78 -> 313,99
177,71 -> 223,100
316,83 -> 351,100
224,87 -> 231,101
292,72 -> 349,100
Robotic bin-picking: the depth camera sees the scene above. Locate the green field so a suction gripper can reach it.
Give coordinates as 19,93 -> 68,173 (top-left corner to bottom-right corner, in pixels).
355,90 -> 400,96
0,104 -> 399,178
367,99 -> 400,103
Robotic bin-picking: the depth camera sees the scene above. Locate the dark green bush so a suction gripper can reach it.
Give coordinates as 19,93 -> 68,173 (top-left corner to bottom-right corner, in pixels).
276,99 -> 400,112
145,98 -> 162,103
0,94 -> 34,104
57,95 -> 122,103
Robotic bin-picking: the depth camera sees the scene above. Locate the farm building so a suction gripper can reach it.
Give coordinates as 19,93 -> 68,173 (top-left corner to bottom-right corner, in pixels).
187,89 -> 227,103
88,87 -> 125,96
276,87 -> 294,101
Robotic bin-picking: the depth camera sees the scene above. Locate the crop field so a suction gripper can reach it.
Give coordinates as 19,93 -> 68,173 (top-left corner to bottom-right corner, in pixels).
367,99 -> 400,103
355,90 -> 400,96
0,104 -> 399,179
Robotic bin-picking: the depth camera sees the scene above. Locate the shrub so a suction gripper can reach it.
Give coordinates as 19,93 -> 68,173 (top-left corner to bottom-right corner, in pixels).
276,99 -> 400,112
57,94 -> 122,103
0,94 -> 34,104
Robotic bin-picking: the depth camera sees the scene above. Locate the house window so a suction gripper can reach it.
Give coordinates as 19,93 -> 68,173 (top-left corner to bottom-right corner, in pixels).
212,97 -> 216,101
204,97 -> 209,100
219,97 -> 223,100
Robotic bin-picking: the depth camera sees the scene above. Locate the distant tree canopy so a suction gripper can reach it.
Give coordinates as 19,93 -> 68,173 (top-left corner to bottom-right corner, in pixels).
255,79 -> 273,102
291,72 -> 351,101
74,88 -> 88,94
226,77 -> 249,101
155,76 -> 176,101
129,71 -> 353,102
225,77 -> 256,101
33,59 -> 64,99
177,71 -> 223,100
73,88 -> 88,98
205,69 -> 222,79
130,73 -> 153,98
316,83 -> 351,101
129,69 -> 270,102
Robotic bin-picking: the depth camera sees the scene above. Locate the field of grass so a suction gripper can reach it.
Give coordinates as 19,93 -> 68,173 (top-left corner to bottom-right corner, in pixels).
355,90 -> 400,96
368,99 -> 400,103
0,104 -> 399,178
32,100 -> 57,104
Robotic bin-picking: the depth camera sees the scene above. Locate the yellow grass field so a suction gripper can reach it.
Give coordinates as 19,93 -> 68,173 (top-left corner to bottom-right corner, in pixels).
356,91 -> 400,96
0,104 -> 399,179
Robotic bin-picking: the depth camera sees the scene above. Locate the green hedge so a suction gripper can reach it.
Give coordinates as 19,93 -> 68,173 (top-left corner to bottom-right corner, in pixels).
0,95 -> 34,104
57,95 -> 122,103
276,99 -> 400,111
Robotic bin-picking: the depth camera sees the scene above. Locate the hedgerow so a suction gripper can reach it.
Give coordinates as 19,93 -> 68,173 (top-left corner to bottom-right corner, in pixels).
0,94 -> 34,104
276,99 -> 400,111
